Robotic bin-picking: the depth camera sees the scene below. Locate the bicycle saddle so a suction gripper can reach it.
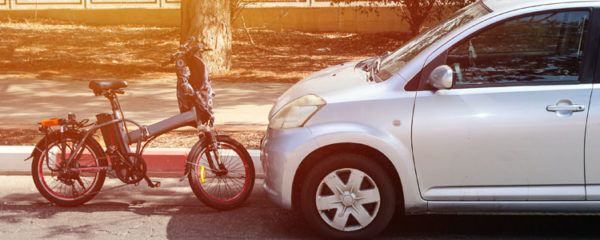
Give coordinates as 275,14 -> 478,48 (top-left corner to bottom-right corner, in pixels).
89,80 -> 128,95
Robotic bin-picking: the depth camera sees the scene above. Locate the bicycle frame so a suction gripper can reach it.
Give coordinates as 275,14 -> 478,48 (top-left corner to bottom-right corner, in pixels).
61,91 -> 200,175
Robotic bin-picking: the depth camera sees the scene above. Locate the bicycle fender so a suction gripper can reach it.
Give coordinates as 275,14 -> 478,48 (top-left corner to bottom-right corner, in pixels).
183,136 -> 206,178
27,132 -> 56,162
27,129 -> 86,162
182,133 -> 231,178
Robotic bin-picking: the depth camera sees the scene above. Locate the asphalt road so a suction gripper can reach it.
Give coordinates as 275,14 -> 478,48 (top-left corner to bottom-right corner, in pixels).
1,176 -> 600,239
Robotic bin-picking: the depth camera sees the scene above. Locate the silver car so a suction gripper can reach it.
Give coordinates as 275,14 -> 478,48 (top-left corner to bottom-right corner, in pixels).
261,0 -> 600,238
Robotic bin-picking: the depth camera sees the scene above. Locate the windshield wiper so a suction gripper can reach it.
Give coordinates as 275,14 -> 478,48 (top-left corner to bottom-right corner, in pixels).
367,52 -> 389,82
355,57 -> 375,72
379,51 -> 391,62
371,51 -> 391,72
367,60 -> 381,82
357,51 -> 390,72
356,51 -> 390,82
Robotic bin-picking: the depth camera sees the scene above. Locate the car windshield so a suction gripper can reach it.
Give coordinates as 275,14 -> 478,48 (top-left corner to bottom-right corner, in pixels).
376,1 -> 491,81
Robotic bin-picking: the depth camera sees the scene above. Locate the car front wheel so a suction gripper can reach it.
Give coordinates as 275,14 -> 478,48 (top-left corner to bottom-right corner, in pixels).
300,153 -> 396,239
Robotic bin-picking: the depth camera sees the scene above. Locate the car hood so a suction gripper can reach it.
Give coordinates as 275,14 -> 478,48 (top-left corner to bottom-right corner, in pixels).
269,60 -> 369,118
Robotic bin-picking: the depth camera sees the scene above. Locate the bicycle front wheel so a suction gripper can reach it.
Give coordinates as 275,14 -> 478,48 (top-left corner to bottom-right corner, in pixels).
188,135 -> 255,210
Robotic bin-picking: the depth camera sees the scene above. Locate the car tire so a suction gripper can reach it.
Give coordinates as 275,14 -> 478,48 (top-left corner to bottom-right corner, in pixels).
300,153 -> 395,239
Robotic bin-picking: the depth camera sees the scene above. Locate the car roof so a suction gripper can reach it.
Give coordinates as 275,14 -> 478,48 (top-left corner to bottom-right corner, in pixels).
482,0 -> 599,12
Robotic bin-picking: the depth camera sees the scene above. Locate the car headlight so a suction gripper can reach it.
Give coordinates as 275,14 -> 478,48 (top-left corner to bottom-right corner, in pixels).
269,94 -> 326,129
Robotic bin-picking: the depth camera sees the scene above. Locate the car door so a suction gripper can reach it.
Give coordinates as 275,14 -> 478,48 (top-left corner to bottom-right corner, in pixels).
584,8 -> 600,200
411,9 -> 594,201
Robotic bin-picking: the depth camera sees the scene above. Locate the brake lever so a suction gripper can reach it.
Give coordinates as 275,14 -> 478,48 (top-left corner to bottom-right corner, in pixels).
163,51 -> 185,66
168,38 -> 211,66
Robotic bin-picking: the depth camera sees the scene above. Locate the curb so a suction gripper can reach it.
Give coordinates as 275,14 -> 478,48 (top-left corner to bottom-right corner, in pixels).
0,146 -> 263,178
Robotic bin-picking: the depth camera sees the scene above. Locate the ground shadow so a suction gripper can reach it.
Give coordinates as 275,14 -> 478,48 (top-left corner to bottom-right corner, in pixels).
0,179 -> 319,239
4,181 -> 600,239
379,211 -> 600,239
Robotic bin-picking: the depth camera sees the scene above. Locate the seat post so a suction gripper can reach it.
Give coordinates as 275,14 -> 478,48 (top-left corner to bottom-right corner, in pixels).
104,91 -> 123,118
103,89 -> 133,147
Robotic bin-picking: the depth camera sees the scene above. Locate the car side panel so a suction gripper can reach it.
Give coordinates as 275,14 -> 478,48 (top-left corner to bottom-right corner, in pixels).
307,123 -> 427,213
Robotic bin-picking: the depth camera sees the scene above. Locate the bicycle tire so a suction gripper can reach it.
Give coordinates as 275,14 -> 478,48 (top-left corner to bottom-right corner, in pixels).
32,131 -> 107,207
188,135 -> 255,210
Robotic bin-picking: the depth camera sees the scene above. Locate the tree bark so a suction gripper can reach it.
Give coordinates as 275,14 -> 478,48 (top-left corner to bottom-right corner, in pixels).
181,0 -> 232,73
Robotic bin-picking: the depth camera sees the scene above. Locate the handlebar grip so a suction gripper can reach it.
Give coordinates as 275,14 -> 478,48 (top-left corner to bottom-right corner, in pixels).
181,36 -> 196,48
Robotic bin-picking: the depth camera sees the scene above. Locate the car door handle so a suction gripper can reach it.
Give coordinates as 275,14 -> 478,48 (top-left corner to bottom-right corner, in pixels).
546,104 -> 585,112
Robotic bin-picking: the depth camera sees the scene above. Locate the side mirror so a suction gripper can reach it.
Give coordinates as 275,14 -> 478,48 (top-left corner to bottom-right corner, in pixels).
428,65 -> 454,90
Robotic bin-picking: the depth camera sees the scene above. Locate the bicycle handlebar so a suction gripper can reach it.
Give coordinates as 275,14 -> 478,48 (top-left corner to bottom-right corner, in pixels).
163,37 -> 212,66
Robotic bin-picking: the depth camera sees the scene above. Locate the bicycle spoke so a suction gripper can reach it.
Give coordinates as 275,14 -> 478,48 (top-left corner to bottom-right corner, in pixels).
71,184 -> 80,197
76,176 -> 86,189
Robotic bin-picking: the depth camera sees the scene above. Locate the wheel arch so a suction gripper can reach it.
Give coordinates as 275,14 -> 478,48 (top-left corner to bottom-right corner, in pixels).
291,143 -> 404,210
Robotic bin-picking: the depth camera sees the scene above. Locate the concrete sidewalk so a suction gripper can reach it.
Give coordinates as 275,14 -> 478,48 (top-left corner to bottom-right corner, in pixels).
0,77 -> 292,127
0,77 -> 293,175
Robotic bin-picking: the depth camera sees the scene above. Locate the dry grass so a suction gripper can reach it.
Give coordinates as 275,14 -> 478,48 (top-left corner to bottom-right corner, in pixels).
0,18 -> 410,83
0,19 -> 178,81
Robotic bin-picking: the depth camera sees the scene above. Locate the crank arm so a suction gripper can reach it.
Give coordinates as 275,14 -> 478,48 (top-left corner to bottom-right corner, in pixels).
144,176 -> 161,188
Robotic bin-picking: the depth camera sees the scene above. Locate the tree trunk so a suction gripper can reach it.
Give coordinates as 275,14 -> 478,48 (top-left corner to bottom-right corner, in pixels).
181,0 -> 232,73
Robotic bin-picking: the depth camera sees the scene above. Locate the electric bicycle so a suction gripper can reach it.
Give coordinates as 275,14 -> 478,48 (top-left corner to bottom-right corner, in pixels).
28,38 -> 255,210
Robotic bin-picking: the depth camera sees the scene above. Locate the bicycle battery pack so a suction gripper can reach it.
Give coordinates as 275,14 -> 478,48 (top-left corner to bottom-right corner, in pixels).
96,113 -> 127,151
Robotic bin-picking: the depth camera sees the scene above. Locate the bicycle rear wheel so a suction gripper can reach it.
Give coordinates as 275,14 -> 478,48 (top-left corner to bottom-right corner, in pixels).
32,131 -> 107,207
188,135 -> 255,210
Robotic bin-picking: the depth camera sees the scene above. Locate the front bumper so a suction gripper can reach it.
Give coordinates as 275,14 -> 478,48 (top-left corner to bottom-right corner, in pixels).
260,127 -> 318,209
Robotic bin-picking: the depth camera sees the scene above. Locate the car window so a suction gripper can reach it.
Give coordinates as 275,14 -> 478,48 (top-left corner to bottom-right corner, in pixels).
376,2 -> 491,81
447,10 -> 590,87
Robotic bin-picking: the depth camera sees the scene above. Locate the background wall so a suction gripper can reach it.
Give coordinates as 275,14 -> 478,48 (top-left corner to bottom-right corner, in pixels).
0,0 -> 180,9
0,0 -> 410,33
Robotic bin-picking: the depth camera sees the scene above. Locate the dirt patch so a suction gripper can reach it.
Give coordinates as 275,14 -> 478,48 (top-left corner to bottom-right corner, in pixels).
146,128 -> 264,149
0,128 -> 40,146
0,19 -> 410,83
